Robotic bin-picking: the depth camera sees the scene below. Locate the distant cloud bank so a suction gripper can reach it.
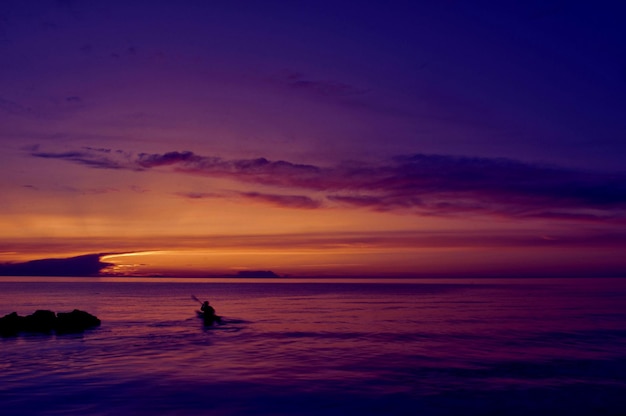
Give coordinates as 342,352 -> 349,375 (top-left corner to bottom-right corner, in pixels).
31,147 -> 626,221
0,254 -> 112,276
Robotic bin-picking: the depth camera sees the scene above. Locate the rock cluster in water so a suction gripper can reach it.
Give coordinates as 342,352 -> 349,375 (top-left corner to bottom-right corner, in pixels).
0,309 -> 101,336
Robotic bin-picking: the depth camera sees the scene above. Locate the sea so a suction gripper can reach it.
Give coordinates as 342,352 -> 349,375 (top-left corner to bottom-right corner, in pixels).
1,277 -> 626,416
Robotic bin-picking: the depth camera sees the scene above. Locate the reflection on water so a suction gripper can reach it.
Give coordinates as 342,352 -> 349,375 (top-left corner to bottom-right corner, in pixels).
1,278 -> 626,415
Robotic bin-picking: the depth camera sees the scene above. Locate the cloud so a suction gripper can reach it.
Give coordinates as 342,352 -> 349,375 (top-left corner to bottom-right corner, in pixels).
130,185 -> 150,194
32,148 -> 322,184
32,149 -> 126,169
176,191 -> 220,199
326,194 -> 426,212
266,71 -> 412,117
176,190 -> 320,209
239,192 -> 322,209
137,151 -> 202,168
280,72 -> 369,97
30,147 -> 626,221
321,155 -> 626,220
0,97 -> 36,117
0,253 -> 113,276
62,186 -> 119,195
173,155 -> 322,189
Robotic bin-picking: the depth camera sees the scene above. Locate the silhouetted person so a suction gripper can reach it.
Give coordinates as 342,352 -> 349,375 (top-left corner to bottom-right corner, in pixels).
200,300 -> 222,325
201,301 -> 216,317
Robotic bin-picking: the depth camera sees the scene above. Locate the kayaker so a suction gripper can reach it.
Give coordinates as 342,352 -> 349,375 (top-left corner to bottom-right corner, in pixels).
200,300 -> 222,325
201,301 -> 216,317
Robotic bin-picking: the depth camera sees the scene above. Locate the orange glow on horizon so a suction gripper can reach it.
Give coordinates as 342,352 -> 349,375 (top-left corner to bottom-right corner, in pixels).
94,243 -> 626,278
3,180 -> 625,277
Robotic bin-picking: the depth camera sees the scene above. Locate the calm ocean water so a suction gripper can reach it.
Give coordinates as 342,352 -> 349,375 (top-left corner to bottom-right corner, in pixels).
1,277 -> 626,415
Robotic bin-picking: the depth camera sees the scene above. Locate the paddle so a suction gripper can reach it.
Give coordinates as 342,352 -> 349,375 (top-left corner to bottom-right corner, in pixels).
191,294 -> 202,304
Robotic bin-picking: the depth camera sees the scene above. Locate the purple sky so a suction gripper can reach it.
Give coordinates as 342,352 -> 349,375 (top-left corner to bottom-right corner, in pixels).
1,1 -> 625,277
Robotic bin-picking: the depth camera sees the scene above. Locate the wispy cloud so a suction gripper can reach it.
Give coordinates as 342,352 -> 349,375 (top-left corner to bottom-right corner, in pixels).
278,72 -> 369,98
176,191 -> 220,200
266,71 -> 412,117
137,151 -> 202,168
66,186 -> 119,195
31,148 -> 133,170
239,192 -> 322,209
0,97 -> 36,117
30,147 -> 626,221
176,190 -> 320,209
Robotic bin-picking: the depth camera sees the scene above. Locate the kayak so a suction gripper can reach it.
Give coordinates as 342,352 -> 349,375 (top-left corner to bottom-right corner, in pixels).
196,311 -> 222,326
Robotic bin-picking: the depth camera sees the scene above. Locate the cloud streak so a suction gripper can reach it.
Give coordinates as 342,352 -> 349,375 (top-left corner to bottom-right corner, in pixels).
0,253 -> 113,277
239,192 -> 322,209
176,190 -> 321,209
279,72 -> 370,98
30,147 -> 626,221
32,148 -> 132,170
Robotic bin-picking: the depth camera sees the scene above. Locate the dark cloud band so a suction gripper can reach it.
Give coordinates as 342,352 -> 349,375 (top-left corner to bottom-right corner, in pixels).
31,147 -> 626,221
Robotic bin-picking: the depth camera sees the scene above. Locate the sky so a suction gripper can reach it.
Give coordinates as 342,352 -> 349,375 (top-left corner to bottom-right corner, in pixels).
1,0 -> 625,277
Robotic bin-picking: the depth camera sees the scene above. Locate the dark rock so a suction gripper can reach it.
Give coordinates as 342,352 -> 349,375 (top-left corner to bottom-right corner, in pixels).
0,312 -> 25,337
0,309 -> 100,336
56,309 -> 101,333
23,310 -> 57,333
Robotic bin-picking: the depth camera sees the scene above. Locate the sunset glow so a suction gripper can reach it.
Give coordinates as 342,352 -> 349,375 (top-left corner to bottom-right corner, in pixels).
1,2 -> 625,278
